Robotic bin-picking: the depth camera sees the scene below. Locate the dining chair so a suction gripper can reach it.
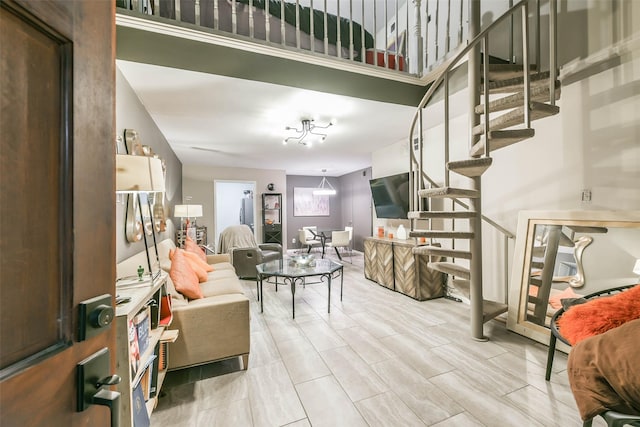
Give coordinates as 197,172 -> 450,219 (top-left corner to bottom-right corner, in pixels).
345,226 -> 353,256
327,230 -> 351,262
299,227 -> 321,254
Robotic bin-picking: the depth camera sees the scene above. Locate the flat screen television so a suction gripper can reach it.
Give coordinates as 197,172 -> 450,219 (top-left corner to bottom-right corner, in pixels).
369,172 -> 411,219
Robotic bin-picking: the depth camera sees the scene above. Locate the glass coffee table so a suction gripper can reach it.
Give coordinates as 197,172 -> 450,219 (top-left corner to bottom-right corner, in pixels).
256,255 -> 343,318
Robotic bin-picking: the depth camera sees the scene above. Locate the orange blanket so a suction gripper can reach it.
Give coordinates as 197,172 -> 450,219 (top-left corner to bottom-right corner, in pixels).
567,318 -> 640,421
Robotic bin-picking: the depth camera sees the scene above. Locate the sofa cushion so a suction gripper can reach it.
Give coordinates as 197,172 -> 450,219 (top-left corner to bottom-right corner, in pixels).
185,236 -> 207,262
211,262 -> 235,272
165,276 -> 187,306
200,277 -> 245,297
183,250 -> 214,272
169,249 -> 203,299
207,269 -> 238,282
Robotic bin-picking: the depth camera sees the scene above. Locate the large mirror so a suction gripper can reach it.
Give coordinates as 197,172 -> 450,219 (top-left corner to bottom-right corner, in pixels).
507,210 -> 640,346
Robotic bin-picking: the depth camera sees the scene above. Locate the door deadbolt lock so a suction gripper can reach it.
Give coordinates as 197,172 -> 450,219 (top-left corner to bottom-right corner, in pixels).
90,304 -> 114,328
79,294 -> 114,341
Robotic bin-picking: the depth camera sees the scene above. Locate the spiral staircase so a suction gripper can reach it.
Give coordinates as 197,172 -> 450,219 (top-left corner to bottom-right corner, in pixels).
407,0 -> 560,340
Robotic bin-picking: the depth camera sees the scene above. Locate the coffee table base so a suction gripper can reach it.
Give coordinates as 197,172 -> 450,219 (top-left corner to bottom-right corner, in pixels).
258,268 -> 343,319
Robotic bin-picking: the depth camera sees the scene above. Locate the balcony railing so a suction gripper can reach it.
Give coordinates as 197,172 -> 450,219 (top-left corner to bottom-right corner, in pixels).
117,0 -> 479,78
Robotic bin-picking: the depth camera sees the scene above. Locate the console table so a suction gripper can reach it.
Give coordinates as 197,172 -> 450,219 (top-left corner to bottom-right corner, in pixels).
364,236 -> 445,301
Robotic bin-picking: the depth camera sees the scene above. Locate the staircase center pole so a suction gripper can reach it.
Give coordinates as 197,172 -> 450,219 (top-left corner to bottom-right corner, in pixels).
468,0 -> 486,341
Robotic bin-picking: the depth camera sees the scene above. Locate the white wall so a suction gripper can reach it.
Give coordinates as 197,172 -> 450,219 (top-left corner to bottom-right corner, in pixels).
182,165 -> 287,248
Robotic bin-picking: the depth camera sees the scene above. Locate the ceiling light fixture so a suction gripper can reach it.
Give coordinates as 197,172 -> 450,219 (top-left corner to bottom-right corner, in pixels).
313,169 -> 337,196
283,118 -> 334,147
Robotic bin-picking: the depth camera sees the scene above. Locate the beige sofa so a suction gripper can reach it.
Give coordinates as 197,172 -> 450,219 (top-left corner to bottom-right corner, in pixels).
116,238 -> 250,371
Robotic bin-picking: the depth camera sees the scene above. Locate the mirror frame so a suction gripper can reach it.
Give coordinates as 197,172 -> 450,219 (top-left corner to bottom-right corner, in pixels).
507,210 -> 640,346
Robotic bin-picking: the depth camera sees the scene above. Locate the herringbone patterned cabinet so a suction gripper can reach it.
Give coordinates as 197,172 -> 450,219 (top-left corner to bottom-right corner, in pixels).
364,237 -> 394,289
364,237 -> 445,300
363,238 -> 377,282
393,243 -> 417,296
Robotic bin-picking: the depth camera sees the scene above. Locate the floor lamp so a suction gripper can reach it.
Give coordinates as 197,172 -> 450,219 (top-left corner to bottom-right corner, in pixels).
116,154 -> 166,279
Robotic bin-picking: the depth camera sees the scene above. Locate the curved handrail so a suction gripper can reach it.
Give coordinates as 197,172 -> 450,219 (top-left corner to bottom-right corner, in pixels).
408,0 -> 530,240
409,0 -> 529,131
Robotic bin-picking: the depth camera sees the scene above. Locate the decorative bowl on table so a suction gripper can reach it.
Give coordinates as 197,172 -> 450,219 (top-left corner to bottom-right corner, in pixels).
290,254 -> 315,267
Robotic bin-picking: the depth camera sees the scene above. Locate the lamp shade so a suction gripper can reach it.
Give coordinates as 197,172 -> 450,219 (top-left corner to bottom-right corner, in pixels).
634,259 -> 640,275
174,204 -> 203,218
116,154 -> 165,193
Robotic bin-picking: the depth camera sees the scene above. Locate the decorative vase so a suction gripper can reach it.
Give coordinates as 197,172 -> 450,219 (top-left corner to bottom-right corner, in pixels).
396,224 -> 407,240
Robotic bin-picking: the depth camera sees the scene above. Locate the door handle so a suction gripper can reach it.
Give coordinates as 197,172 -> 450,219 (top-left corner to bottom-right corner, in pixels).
77,348 -> 121,427
92,388 -> 120,427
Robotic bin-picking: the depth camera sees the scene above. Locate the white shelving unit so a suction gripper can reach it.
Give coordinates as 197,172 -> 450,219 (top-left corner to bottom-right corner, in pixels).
114,271 -> 177,426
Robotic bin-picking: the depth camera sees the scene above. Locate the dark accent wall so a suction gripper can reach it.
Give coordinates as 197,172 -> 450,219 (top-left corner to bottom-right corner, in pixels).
115,67 -> 183,263
286,175 -> 342,250
285,169 -> 372,252
339,168 -> 372,252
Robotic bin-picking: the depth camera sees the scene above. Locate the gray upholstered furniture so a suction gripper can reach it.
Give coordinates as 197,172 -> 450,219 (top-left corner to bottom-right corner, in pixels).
116,239 -> 251,371
218,224 -> 283,279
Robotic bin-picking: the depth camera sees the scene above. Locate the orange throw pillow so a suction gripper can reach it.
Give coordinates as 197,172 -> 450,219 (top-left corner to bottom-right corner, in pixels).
185,236 -> 207,263
183,250 -> 214,272
557,285 -> 640,345
169,248 -> 203,299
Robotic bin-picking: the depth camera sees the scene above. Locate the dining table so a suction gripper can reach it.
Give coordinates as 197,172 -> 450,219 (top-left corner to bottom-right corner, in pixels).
307,228 -> 337,258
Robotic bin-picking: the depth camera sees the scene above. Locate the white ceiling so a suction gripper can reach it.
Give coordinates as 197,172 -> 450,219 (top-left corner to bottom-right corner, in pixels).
117,60 -> 416,177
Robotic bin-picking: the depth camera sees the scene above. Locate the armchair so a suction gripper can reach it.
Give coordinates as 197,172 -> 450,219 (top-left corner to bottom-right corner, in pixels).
218,225 -> 282,279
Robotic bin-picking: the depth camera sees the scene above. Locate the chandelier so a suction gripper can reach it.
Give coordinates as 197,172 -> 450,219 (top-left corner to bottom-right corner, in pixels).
313,169 -> 337,195
283,118 -> 334,147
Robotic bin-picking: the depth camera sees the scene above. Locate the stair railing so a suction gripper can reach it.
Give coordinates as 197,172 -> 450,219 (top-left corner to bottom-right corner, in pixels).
408,0 -> 557,299
120,0 -> 483,78
409,0 -> 539,211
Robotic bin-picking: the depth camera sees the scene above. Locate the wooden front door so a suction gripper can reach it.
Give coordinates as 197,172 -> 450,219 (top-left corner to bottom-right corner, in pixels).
0,0 -> 115,425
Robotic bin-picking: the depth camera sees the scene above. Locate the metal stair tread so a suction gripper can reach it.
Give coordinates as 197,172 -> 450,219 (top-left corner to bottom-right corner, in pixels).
408,210 -> 477,219
409,230 -> 474,239
482,70 -> 552,94
472,102 -> 560,136
428,261 -> 470,279
475,83 -> 561,114
447,157 -> 493,178
483,300 -> 509,323
470,129 -> 535,157
413,246 -> 472,259
485,63 -> 539,81
418,187 -> 480,199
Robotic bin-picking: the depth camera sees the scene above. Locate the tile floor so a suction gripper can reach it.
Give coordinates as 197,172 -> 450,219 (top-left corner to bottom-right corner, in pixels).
151,250 -> 602,427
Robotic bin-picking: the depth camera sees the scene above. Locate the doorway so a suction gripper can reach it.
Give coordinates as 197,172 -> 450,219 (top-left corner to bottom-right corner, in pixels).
214,180 -> 257,249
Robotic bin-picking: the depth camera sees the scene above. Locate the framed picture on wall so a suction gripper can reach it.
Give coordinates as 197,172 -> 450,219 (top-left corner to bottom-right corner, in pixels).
294,187 -> 330,216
